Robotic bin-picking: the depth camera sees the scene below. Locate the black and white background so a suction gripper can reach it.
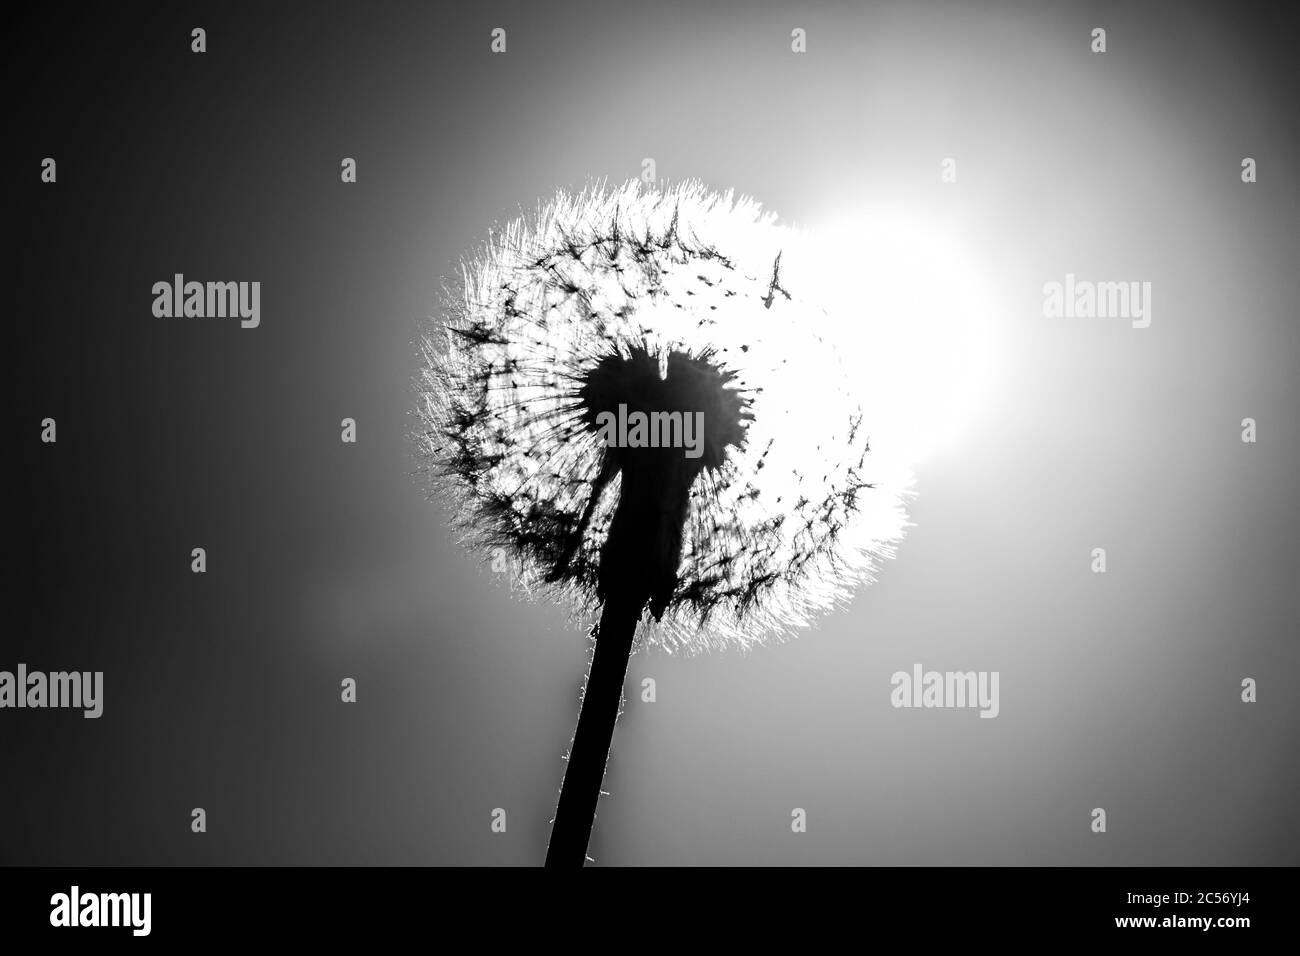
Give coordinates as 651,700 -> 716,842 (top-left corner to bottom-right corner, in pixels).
7,0 -> 1298,880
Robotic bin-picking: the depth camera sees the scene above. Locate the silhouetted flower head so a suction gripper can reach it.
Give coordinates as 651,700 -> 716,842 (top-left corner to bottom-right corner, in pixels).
417,180 -> 911,653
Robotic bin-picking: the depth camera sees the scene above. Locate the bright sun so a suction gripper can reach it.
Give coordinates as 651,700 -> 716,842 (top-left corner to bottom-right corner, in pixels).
797,208 -> 998,467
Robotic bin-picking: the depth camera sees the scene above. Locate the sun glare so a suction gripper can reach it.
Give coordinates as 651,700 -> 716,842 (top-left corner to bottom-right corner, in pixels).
797,209 -> 998,468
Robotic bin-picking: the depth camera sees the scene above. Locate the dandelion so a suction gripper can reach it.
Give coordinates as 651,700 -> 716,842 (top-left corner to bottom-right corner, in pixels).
415,180 -> 912,865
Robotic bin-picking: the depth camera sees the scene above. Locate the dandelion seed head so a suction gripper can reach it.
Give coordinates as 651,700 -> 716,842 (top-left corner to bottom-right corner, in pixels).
416,179 -> 913,653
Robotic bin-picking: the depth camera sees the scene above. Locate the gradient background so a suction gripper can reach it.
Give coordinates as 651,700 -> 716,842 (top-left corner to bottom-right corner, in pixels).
7,0 -> 1298,865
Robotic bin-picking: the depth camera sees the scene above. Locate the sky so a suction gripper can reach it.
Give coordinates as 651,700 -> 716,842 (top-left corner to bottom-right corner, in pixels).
7,0 -> 1298,865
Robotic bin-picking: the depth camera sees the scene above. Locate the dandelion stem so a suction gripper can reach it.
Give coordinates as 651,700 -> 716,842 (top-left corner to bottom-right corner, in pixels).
545,584 -> 645,867
546,348 -> 742,866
